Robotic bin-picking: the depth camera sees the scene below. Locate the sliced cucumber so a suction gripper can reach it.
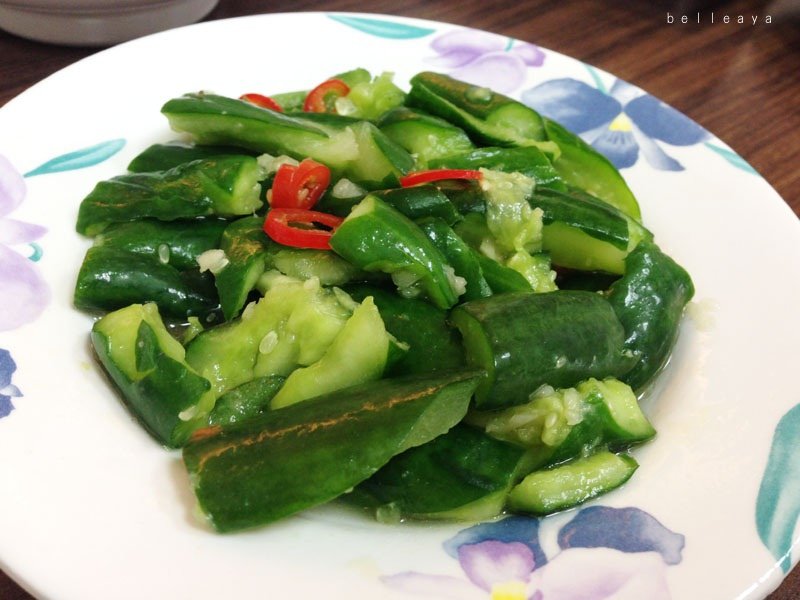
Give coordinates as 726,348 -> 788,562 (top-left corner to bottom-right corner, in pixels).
507,450 -> 638,515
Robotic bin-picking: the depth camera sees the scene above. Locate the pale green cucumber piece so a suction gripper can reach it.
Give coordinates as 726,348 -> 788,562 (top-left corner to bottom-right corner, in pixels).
185,278 -> 351,397
507,450 -> 638,514
270,297 -> 390,408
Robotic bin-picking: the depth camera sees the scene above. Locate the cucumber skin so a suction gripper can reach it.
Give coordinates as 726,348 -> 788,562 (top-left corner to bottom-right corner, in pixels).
162,94 -> 413,189
452,291 -> 631,409
207,376 -> 285,427
543,118 -> 641,221
330,196 -> 459,310
127,142 -> 252,173
182,370 -> 483,532
417,217 -> 493,301
95,218 -> 228,272
429,146 -> 566,191
378,106 -> 475,166
374,186 -> 461,226
353,423 -> 526,520
76,155 -> 261,236
474,253 -> 532,294
407,71 -> 546,145
214,216 -> 272,321
74,245 -> 218,319
608,242 -> 695,391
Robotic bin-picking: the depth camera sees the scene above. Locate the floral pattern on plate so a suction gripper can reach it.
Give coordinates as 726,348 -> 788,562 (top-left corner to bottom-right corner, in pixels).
0,154 -> 49,333
0,13 -> 797,598
520,73 -> 709,171
426,29 -> 545,94
383,506 -> 685,599
0,139 -> 125,418
757,403 -> 800,573
0,348 -> 22,418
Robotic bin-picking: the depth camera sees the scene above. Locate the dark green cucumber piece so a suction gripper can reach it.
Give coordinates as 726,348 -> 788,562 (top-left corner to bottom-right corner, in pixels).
93,218 -> 228,271
162,93 -> 413,189
543,118 -> 641,220
607,242 -> 694,391
329,195 -> 459,309
345,284 -> 465,376
74,245 -> 218,319
76,155 -> 262,236
206,375 -> 285,427
429,146 -> 566,191
530,187 -> 652,274
434,179 -> 486,216
451,291 -> 631,409
507,450 -> 638,515
555,269 -> 620,292
320,184 -> 462,225
453,213 -> 533,293
213,216 -> 273,321
374,185 -> 462,226
182,369 -> 483,532
475,253 -> 532,293
407,71 -> 550,147
352,424 -> 527,521
91,303 -> 213,447
162,93 -> 340,160
127,142 -> 252,173
378,106 -> 475,166
417,217 -> 492,301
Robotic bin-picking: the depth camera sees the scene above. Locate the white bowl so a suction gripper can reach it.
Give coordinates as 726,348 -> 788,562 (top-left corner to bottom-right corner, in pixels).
0,0 -> 219,46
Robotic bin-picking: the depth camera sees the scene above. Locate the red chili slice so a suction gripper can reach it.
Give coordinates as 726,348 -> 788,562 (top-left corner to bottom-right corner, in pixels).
240,93 -> 283,112
399,169 -> 483,187
263,208 -> 343,250
269,158 -> 331,210
303,79 -> 350,113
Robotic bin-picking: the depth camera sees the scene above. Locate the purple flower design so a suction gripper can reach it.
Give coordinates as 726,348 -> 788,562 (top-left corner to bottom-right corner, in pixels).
429,30 -> 545,93
521,75 -> 709,170
383,507 -> 685,599
0,154 -> 50,332
0,349 -> 22,418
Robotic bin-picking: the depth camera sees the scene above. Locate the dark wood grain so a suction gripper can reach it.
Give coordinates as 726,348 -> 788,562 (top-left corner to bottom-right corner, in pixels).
1,1 -> 798,598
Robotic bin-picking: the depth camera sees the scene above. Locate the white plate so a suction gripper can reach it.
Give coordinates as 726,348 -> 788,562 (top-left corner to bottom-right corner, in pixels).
1,12 -> 799,600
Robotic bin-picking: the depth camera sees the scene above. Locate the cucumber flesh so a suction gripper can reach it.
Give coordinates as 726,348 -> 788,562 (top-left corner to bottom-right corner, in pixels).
507,450 -> 638,515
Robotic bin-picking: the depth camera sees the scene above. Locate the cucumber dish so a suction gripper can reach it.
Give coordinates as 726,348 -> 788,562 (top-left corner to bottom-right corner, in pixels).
73,68 -> 694,533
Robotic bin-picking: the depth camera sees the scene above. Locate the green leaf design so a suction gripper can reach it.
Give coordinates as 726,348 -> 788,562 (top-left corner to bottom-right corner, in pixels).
705,142 -> 758,175
27,242 -> 43,262
25,138 -> 125,177
327,14 -> 435,39
756,403 -> 800,573
585,64 -> 608,95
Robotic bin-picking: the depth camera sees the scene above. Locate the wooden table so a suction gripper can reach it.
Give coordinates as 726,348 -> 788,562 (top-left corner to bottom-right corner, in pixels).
1,1 -> 797,598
